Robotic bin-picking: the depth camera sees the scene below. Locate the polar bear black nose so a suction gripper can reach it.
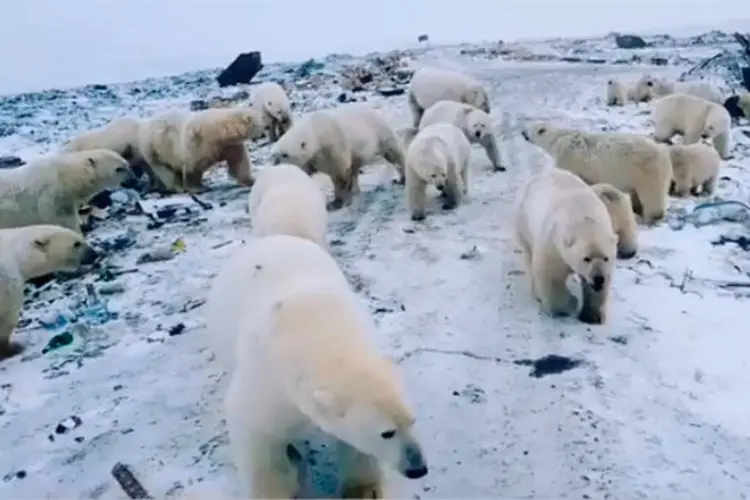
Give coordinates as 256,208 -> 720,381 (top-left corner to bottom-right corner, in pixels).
405,465 -> 428,479
591,275 -> 605,291
474,130 -> 482,139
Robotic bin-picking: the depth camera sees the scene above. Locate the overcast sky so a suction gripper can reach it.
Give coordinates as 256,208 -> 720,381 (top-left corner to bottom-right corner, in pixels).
0,0 -> 748,95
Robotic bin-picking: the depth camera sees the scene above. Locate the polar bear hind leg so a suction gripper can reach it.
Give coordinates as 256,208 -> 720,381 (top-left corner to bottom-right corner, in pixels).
713,132 -> 730,160
479,134 -> 505,171
407,91 -> 423,129
223,143 -> 254,186
380,134 -> 407,184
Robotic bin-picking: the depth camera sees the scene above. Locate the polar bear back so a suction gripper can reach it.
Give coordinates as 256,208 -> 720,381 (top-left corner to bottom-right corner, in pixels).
409,67 -> 485,111
418,100 -> 473,130
206,234 -> 352,377
138,110 -> 191,167
407,123 -> 471,175
329,103 -> 393,159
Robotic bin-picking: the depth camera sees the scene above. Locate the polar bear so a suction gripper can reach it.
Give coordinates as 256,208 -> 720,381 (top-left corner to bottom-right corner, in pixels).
651,92 -> 731,160
515,169 -> 618,324
405,122 -> 471,221
252,82 -> 294,142
247,164 -> 328,248
137,106 -> 265,193
605,78 -> 627,106
407,67 -> 490,128
666,142 -> 721,197
62,117 -> 143,165
0,149 -> 131,232
633,75 -> 724,104
522,122 -> 673,224
271,103 -> 405,209
417,100 -> 504,171
0,225 -> 98,359
590,183 -> 638,259
205,234 -> 428,499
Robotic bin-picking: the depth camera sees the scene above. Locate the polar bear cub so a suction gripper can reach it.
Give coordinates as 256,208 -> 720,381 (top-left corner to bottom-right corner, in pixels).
0,225 -> 98,359
591,184 -> 639,259
0,149 -> 131,232
633,74 -> 724,104
247,164 -> 328,248
605,78 -> 628,106
406,123 -> 471,221
522,122 -> 673,224
515,169 -> 618,325
407,67 -> 490,128
418,100 -> 504,171
651,92 -> 731,160
138,106 -> 265,193
667,142 -> 721,197
252,81 -> 293,142
205,234 -> 428,499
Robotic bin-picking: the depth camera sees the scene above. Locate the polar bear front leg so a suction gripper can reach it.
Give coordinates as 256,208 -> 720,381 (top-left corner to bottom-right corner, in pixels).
0,298 -> 24,361
407,91 -> 423,129
578,278 -> 611,325
223,143 -> 254,186
337,441 -> 386,499
479,134 -> 505,171
713,132 -> 730,160
532,252 -> 578,317
442,161 -> 463,210
380,135 -> 407,185
406,168 -> 428,221
150,164 -> 184,194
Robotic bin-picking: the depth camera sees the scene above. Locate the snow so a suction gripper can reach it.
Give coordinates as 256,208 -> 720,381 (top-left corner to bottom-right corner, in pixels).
1,28 -> 750,499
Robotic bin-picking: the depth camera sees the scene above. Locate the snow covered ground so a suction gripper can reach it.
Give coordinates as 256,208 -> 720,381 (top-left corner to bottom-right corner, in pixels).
1,33 -> 750,499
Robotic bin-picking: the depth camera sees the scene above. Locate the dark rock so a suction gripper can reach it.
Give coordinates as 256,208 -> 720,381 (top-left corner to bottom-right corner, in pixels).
651,57 -> 668,66
743,67 -> 750,91
417,34 -> 429,42
724,95 -> 745,119
561,56 -> 582,63
585,58 -> 607,64
296,59 -> 325,78
376,87 -> 405,97
0,156 -> 24,169
217,51 -> 263,87
615,34 -> 647,49
337,92 -> 356,103
190,99 -> 209,111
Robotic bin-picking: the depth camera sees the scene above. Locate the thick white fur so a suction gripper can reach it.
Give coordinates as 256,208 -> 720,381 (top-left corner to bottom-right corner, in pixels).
418,100 -> 504,171
0,225 -> 98,359
514,169 -> 618,324
651,92 -> 731,159
405,123 -> 471,221
252,82 -> 293,142
205,234 -> 427,498
137,107 -> 265,193
591,183 -> 639,259
667,142 -> 721,197
407,67 -> 490,128
247,164 -> 328,248
605,79 -> 627,106
522,122 -> 673,224
62,117 -> 143,164
0,149 -> 130,232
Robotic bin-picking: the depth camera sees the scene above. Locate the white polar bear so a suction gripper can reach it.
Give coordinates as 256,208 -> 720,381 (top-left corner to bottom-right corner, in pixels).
605,78 -> 627,106
62,117 -> 143,165
667,142 -> 722,197
634,74 -> 724,104
247,164 -> 329,248
205,234 -> 428,499
418,100 -> 504,171
522,122 -> 673,225
407,67 -> 490,128
0,149 -> 131,232
0,225 -> 98,360
271,103 -> 406,209
651,92 -> 731,160
252,81 -> 294,142
405,122 -> 471,221
515,168 -> 618,325
138,106 -> 265,193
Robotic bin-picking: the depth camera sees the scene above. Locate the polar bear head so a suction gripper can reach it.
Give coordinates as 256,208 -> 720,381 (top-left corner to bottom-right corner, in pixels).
10,225 -> 99,280
701,105 -> 730,140
270,121 -> 318,168
520,122 -> 565,153
411,146 -> 449,190
463,107 -> 493,141
51,149 -> 132,200
591,183 -> 638,259
560,219 -> 617,292
307,377 -> 428,480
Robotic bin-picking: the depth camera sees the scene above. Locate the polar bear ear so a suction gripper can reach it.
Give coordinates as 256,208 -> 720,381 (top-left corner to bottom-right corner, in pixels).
87,157 -> 97,169
562,234 -> 576,248
300,141 -> 307,150
311,388 -> 347,418
32,237 -> 50,251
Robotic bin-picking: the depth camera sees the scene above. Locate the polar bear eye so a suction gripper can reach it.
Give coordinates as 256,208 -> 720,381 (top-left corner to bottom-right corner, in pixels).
538,127 -> 546,135
73,241 -> 82,249
380,430 -> 397,440
583,257 -> 592,263
646,81 -> 654,87
603,257 -> 609,262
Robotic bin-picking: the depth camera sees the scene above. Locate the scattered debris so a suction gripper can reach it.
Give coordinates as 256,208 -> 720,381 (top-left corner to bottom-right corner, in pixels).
54,415 -> 83,435
0,155 -> 24,168
615,34 -> 648,49
417,34 -> 429,43
712,234 -> 750,251
111,462 -> 153,500
136,247 -> 176,264
514,354 -> 585,378
460,245 -> 481,260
